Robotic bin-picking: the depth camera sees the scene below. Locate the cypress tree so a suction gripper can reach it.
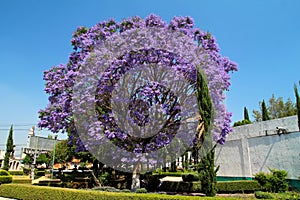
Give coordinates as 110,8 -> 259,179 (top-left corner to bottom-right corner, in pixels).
3,125 -> 14,171
294,84 -> 300,131
244,107 -> 250,121
195,69 -> 217,196
262,100 -> 270,121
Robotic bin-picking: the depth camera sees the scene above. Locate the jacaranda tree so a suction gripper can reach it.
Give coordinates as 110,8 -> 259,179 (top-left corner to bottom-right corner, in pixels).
39,15 -> 237,194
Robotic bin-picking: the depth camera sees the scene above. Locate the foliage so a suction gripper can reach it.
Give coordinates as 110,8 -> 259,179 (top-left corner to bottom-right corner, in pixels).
233,106 -> 251,126
197,144 -> 219,196
244,107 -> 250,121
22,154 -> 33,165
0,169 -> 11,175
253,94 -> 296,122
182,172 -> 200,182
255,191 -> 300,199
0,175 -> 13,183
158,181 -> 201,193
36,153 -> 51,167
3,125 -> 14,171
38,14 -> 237,153
262,100 -> 270,121
254,191 -> 274,199
35,170 -> 46,177
0,170 -> 12,183
8,170 -> 24,175
254,168 -> 288,193
0,184 -> 243,200
98,172 -> 111,186
294,84 -> 300,131
233,119 -> 251,127
135,188 -> 147,193
12,178 -> 31,184
216,180 -> 261,193
49,140 -> 72,163
152,171 -> 182,177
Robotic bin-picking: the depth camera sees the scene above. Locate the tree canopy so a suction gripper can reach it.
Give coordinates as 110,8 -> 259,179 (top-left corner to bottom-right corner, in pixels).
253,94 -> 296,122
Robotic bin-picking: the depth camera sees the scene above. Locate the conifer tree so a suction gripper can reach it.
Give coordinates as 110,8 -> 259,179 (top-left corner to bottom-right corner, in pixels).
262,100 -> 270,121
195,70 -> 217,196
244,107 -> 250,121
294,84 -> 300,131
3,125 -> 14,171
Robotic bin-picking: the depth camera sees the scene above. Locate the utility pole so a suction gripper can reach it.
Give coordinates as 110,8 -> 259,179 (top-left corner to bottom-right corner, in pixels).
31,127 -> 39,180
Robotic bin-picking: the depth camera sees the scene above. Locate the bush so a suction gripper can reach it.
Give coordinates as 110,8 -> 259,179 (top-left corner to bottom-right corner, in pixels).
9,170 -> 24,176
135,188 -> 147,193
254,168 -> 288,193
182,173 -> 200,182
216,180 -> 261,193
12,179 -> 32,184
159,181 -> 201,192
0,169 -> 11,176
0,176 -> 13,184
255,191 -> 274,199
35,170 -> 46,177
99,172 -> 111,186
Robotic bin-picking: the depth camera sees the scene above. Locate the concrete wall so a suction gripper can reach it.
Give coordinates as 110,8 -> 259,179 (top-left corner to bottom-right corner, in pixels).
215,115 -> 300,179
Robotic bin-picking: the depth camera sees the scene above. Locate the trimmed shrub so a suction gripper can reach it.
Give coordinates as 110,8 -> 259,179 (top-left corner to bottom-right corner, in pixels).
182,173 -> 200,182
0,175 -> 13,184
12,179 -> 32,184
135,188 -> 147,193
35,170 -> 46,177
22,168 -> 31,175
254,191 -> 274,199
9,170 -> 24,176
159,181 -> 201,192
0,170 -> 10,176
216,180 -> 261,193
0,184 -> 219,200
0,170 -> 12,184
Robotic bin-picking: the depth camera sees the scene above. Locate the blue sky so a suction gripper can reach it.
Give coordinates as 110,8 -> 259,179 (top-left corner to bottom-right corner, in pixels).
0,0 -> 299,149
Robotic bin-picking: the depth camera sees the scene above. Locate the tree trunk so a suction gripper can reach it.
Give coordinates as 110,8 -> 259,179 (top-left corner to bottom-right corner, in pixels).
131,161 -> 141,191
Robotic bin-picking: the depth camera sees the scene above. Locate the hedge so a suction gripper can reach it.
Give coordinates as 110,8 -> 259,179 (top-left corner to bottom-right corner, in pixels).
0,184 -> 240,200
0,176 -> 13,184
0,170 -> 10,176
217,180 -> 262,193
0,170 -> 12,184
152,171 -> 182,177
159,181 -> 201,192
182,173 -> 200,182
12,179 -> 32,184
8,170 -> 24,176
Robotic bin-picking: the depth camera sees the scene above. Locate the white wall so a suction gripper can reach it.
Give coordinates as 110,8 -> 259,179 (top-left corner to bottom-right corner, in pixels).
215,115 -> 300,179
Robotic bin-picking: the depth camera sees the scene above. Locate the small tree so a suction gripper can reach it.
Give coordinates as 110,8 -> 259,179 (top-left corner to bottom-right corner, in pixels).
244,107 -> 250,121
233,107 -> 251,127
262,100 -> 270,121
36,153 -> 51,168
23,154 -> 33,165
294,83 -> 300,131
3,125 -> 14,171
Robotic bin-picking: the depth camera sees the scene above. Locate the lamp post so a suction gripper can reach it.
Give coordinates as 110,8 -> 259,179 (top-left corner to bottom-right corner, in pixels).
51,133 -> 58,179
